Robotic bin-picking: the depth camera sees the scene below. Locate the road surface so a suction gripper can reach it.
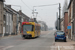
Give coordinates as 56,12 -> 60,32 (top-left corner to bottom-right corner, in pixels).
0,30 -> 55,50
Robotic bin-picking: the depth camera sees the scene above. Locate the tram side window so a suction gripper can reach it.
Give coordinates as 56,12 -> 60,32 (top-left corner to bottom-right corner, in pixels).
35,26 -> 36,30
31,25 -> 33,31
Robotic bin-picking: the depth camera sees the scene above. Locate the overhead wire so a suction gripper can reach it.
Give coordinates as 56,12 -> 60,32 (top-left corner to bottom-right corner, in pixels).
21,0 -> 32,11
34,3 -> 59,7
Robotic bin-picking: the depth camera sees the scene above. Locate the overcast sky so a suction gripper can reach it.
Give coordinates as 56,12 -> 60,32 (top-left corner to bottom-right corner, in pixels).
5,0 -> 70,28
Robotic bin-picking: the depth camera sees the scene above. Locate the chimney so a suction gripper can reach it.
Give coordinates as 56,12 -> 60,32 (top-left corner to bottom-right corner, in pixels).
19,10 -> 22,13
34,18 -> 36,21
34,18 -> 37,23
7,5 -> 11,8
19,10 -> 22,15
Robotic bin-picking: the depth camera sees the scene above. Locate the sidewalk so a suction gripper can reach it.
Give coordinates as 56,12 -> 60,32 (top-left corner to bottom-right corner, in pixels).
0,33 -> 21,39
54,38 -> 75,50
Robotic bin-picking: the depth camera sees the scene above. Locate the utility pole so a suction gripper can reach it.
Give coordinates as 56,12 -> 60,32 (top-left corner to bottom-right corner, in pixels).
57,12 -> 59,30
33,6 -> 34,17
32,7 -> 38,17
32,3 -> 61,26
59,3 -> 61,30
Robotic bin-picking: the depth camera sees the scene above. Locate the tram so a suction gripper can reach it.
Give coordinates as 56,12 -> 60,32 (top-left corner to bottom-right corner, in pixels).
21,22 -> 41,38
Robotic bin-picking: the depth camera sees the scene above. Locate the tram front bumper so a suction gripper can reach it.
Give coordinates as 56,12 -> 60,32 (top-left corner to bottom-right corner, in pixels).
22,34 -> 32,37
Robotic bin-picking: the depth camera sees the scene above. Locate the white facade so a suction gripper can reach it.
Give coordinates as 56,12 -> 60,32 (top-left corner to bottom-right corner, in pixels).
6,12 -> 13,34
61,20 -> 64,31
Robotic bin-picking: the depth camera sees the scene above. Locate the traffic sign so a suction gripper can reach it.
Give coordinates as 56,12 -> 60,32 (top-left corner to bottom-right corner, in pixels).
68,23 -> 71,26
67,26 -> 71,29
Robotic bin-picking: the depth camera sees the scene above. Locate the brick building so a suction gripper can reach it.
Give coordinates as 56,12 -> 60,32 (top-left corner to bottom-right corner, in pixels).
68,0 -> 75,40
68,0 -> 72,39
64,12 -> 68,35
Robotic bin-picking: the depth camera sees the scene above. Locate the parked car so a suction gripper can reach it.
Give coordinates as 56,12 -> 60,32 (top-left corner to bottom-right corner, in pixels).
54,31 -> 66,42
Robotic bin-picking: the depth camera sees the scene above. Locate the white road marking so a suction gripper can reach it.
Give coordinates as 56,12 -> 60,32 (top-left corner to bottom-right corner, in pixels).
58,46 -> 60,50
3,46 -> 14,50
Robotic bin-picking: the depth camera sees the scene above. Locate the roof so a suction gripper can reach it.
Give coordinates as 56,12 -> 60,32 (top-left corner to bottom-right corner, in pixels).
6,5 -> 19,14
4,5 -> 30,19
68,0 -> 73,9
18,10 -> 30,19
21,12 -> 30,19
64,12 -> 68,15
4,5 -> 19,14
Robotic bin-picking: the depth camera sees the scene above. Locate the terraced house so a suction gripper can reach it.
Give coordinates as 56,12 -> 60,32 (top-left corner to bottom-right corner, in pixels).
0,1 -> 30,37
0,0 -> 5,37
68,0 -> 75,41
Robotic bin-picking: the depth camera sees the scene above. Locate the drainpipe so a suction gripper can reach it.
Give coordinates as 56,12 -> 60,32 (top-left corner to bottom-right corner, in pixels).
16,14 -> 19,34
71,22 -> 72,40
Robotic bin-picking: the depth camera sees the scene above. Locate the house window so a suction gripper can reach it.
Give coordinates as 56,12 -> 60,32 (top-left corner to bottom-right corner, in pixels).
0,25 -> 1,33
19,17 -> 21,22
1,12 -> 2,21
12,15 -> 13,21
1,24 -> 2,33
3,15 -> 6,21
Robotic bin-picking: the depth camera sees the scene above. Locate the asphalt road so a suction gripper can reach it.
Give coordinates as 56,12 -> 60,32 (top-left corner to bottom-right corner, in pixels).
0,30 -> 55,50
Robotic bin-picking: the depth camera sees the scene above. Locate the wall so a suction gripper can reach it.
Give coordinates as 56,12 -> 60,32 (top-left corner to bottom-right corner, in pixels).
13,13 -> 17,34
64,12 -> 68,35
6,12 -> 13,35
0,1 -> 4,35
61,19 -> 64,31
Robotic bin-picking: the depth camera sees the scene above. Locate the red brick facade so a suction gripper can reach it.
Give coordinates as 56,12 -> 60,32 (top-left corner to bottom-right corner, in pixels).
64,12 -> 68,35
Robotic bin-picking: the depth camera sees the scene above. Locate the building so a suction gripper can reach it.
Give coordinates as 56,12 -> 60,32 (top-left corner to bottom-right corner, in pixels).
12,10 -> 17,35
64,12 -> 68,35
3,5 -> 17,36
60,18 -> 64,31
68,0 -> 75,40
38,21 -> 48,31
18,10 -> 30,33
0,1 -> 30,37
0,0 -> 5,37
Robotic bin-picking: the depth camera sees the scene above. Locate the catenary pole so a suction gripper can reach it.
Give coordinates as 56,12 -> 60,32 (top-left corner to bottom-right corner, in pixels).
59,3 -> 61,30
